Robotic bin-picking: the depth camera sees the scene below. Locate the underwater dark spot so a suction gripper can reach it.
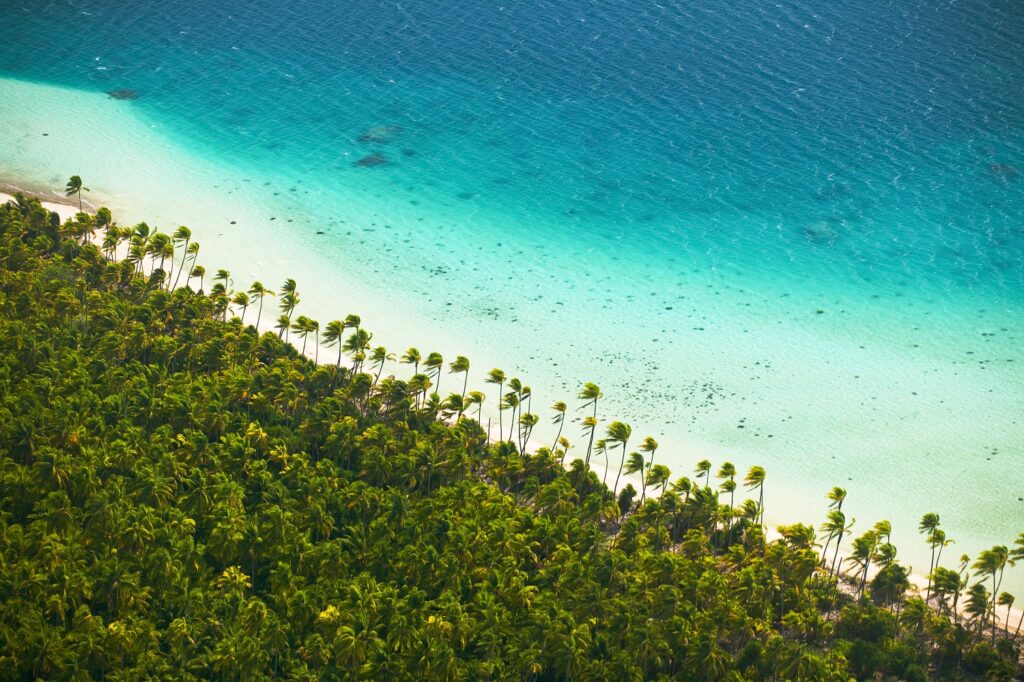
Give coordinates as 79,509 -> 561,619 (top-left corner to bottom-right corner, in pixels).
356,154 -> 389,167
106,88 -> 138,100
401,149 -> 416,157
357,125 -> 403,143
989,163 -> 1018,180
802,221 -> 839,244
457,191 -> 475,200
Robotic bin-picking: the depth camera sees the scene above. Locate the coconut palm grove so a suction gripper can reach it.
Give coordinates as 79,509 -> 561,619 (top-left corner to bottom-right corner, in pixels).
1,191 -> 1023,679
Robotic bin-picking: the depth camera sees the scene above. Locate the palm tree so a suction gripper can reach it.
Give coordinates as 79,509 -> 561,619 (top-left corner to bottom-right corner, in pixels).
577,382 -> 602,467
844,530 -> 880,597
518,413 -> 538,453
291,315 -> 315,355
996,592 -> 1014,635
169,226 -> 191,289
184,242 -> 201,288
247,281 -> 273,328
605,421 -> 631,495
401,347 -> 422,376
638,436 -> 659,503
449,356 -> 470,403
370,346 -> 396,386
502,390 -> 520,442
191,265 -> 206,293
343,328 -> 371,372
1012,533 -> 1024,634
231,291 -> 250,323
820,510 -> 854,579
466,391 -> 485,424
323,321 -> 347,367
423,352 -> 444,395
65,175 -> 89,211
973,546 -> 1012,643
624,452 -> 646,502
278,279 -> 300,340
485,369 -> 506,436
920,513 -> 941,602
717,462 -> 736,524
695,459 -> 712,487
827,486 -> 847,511
550,401 -> 567,451
744,465 -> 766,525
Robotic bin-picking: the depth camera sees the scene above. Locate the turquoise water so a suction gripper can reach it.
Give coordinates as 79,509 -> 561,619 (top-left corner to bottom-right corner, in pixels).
1,0 -> 1022,584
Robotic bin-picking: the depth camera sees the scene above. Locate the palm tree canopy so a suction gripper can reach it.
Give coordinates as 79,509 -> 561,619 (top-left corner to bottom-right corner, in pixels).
744,465 -> 766,488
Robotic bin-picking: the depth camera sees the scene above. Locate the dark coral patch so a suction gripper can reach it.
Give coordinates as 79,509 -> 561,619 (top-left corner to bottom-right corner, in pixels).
107,88 -> 139,100
357,125 -> 403,143
355,154 -> 389,167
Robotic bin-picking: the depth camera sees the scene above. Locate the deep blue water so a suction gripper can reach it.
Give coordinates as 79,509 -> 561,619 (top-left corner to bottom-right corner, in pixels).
2,0 -> 1023,298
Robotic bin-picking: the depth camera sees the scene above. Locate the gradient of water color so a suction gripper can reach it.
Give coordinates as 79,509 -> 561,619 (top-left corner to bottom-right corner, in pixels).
1,0 -> 1022,585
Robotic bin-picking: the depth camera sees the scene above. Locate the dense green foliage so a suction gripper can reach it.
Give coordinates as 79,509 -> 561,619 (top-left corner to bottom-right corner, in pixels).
0,193 -> 1021,680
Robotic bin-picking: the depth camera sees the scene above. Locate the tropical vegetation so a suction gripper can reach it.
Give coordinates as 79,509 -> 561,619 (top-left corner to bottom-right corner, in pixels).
0,189 -> 1022,679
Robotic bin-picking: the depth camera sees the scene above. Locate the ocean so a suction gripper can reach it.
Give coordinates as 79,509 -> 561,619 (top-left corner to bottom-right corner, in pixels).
1,0 -> 1022,584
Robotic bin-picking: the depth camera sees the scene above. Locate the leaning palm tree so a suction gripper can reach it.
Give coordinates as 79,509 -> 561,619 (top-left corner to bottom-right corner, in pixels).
605,421 -> 631,496
291,316 -> 315,356
744,466 -> 766,525
278,279 -> 300,339
274,314 -> 290,339
518,413 -> 538,453
343,329 -> 371,372
401,347 -> 422,375
973,546 -> 1012,643
191,265 -> 206,293
550,401 -> 567,451
231,291 -> 250,323
638,437 -> 659,503
183,242 -> 201,288
502,391 -> 520,442
247,281 -> 274,328
624,451 -> 647,501
717,462 -> 736,516
695,459 -> 712,487
577,382 -> 602,467
65,175 -> 89,211
424,352 -> 444,397
322,320 -> 347,367
449,356 -> 471,402
369,346 -> 395,386
466,391 -> 485,424
920,513 -> 941,601
996,592 -> 1015,635
485,369 -> 506,437
827,486 -> 847,511
169,226 -> 192,289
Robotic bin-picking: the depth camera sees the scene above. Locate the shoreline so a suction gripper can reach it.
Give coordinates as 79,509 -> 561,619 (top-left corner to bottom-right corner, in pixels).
4,186 -> 1022,634
1,71 -> 1022,585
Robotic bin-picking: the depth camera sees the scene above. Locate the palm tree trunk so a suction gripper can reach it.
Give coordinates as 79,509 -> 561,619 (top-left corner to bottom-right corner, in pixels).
255,296 -> 263,328
171,240 -> 189,290
831,532 -> 843,578
552,419 -> 564,453
496,381 -> 503,438
613,446 -> 626,495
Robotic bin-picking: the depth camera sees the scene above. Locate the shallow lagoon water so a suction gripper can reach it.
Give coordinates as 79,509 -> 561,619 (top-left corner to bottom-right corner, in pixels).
1,0 -> 1022,586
